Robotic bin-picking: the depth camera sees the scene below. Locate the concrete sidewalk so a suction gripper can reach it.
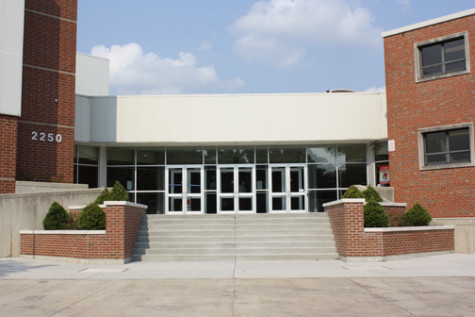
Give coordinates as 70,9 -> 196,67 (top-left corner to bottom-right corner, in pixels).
1,254 -> 475,316
1,253 -> 475,279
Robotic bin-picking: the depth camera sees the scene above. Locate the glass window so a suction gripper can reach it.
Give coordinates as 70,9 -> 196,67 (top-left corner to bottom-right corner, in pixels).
107,167 -> 134,189
77,165 -> 98,188
374,142 -> 389,162
269,147 -> 306,163
137,148 -> 165,165
337,144 -> 366,163
419,36 -> 466,78
205,166 -> 217,190
424,128 -> 471,166
78,146 -> 98,165
166,147 -> 203,165
218,147 -> 254,164
107,148 -> 134,165
256,165 -> 268,190
307,146 -> 337,163
137,193 -> 164,214
255,147 -> 268,163
203,148 -> 217,164
338,163 -> 367,188
137,167 -> 164,190
308,164 -> 337,189
308,190 -> 337,212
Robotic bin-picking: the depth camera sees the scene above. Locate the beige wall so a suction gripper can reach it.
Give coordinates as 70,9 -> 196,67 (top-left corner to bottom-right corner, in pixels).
0,189 -> 103,257
431,218 -> 475,253
75,92 -> 387,145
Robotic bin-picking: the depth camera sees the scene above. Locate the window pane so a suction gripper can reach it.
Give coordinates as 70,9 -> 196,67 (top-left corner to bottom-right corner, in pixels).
107,167 -> 134,189
107,148 -> 134,165
308,164 -> 336,189
309,190 -> 337,212
450,151 -> 471,163
426,153 -> 447,165
137,148 -> 165,165
205,166 -> 217,190
445,60 -> 466,73
256,165 -> 268,190
218,147 -> 254,164
307,146 -> 337,163
425,132 -> 446,153
205,193 -> 217,214
449,129 -> 470,151
422,65 -> 442,76
137,193 -> 164,214
203,148 -> 217,164
78,146 -> 98,165
78,165 -> 98,188
374,142 -> 389,161
421,44 -> 442,67
338,163 -> 367,188
269,147 -> 306,163
337,144 -> 366,163
167,148 -> 203,164
137,167 -> 164,190
257,192 -> 268,213
256,148 -> 268,163
444,38 -> 465,62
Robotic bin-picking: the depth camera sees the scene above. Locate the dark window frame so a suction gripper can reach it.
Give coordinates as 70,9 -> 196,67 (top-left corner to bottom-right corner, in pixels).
415,32 -> 469,82
418,124 -> 474,170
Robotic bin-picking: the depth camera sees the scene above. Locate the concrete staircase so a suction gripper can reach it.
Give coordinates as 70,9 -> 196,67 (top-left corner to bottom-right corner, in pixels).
132,213 -> 339,261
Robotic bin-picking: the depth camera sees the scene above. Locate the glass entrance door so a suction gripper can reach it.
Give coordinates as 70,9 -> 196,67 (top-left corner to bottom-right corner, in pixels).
166,166 -> 203,213
270,164 -> 307,212
218,165 -> 255,213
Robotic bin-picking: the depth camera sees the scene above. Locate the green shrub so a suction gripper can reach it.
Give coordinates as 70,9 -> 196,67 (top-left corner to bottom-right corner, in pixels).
342,185 -> 364,199
43,202 -> 73,230
77,203 -> 106,230
362,185 -> 383,203
364,200 -> 389,227
110,181 -> 130,201
400,203 -> 432,226
94,187 -> 111,204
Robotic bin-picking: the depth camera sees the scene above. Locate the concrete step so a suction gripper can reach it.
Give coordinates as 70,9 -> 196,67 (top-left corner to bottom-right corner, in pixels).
132,213 -> 338,262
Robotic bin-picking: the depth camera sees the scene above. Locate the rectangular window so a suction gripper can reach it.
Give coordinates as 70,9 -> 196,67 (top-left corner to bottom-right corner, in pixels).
416,32 -> 469,81
419,124 -> 473,170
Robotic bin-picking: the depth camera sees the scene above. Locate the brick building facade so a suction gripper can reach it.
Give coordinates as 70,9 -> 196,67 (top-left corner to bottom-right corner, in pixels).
0,0 -> 77,194
383,10 -> 475,218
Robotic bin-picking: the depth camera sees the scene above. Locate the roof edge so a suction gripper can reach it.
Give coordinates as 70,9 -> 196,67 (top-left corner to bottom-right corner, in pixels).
382,8 -> 475,38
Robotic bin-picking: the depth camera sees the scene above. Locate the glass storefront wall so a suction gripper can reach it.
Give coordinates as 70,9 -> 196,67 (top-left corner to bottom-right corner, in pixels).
75,144 -> 379,214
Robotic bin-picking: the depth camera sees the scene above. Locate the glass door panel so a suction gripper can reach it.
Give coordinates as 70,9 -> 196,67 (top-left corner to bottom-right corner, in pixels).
270,165 -> 307,212
166,166 -> 203,214
218,166 -> 255,213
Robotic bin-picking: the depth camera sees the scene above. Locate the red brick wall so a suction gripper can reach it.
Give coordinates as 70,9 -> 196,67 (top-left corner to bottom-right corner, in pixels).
0,115 -> 18,193
20,202 -> 146,262
16,0 -> 77,184
325,200 -> 454,258
384,14 -> 475,217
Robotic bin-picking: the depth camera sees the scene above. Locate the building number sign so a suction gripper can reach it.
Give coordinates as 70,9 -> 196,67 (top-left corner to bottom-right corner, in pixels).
31,131 -> 63,143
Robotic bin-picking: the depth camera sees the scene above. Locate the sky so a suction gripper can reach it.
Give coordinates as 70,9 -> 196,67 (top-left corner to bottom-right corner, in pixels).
77,0 -> 474,95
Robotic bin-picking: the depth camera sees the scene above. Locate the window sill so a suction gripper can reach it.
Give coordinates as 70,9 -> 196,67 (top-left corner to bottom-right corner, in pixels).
421,162 -> 474,171
415,69 -> 469,83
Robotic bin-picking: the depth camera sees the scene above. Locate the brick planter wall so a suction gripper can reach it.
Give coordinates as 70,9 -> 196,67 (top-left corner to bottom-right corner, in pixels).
324,199 -> 454,261
20,201 -> 146,263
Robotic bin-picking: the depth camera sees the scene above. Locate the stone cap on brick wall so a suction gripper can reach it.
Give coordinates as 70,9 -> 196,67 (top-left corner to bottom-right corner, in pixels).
69,201 -> 148,210
364,225 -> 454,233
20,230 -> 106,235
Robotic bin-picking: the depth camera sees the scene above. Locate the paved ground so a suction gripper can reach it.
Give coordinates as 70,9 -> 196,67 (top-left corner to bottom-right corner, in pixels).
1,254 -> 475,316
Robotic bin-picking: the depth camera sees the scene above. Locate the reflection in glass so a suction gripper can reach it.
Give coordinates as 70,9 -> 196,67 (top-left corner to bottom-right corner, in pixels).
137,148 -> 165,165
308,190 -> 337,212
137,167 -> 164,190
337,144 -> 366,163
308,164 -> 336,189
307,146 -> 336,163
218,147 -> 254,164
338,163 -> 367,188
270,147 -> 306,163
205,166 -> 217,190
167,148 -> 203,164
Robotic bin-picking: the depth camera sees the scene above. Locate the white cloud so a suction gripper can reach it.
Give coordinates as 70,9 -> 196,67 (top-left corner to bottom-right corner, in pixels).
231,0 -> 382,67
364,86 -> 385,93
396,0 -> 412,9
198,40 -> 213,51
90,42 -> 244,95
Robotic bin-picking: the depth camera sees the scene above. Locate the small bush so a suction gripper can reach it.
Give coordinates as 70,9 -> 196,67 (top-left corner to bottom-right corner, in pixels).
342,185 -> 364,199
363,185 -> 383,203
400,203 -> 432,226
77,203 -> 106,230
364,200 -> 389,227
110,181 -> 130,201
94,187 -> 111,204
43,202 -> 73,230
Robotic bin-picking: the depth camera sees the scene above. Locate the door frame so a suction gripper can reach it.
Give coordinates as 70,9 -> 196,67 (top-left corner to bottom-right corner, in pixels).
217,164 -> 256,214
165,165 -> 204,214
269,163 -> 308,213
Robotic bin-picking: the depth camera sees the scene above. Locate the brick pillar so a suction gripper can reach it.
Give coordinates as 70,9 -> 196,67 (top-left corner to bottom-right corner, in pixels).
0,115 -> 18,193
16,0 -> 78,183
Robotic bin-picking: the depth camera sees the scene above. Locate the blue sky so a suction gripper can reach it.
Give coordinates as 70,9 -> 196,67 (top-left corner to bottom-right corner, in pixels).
77,0 -> 474,95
